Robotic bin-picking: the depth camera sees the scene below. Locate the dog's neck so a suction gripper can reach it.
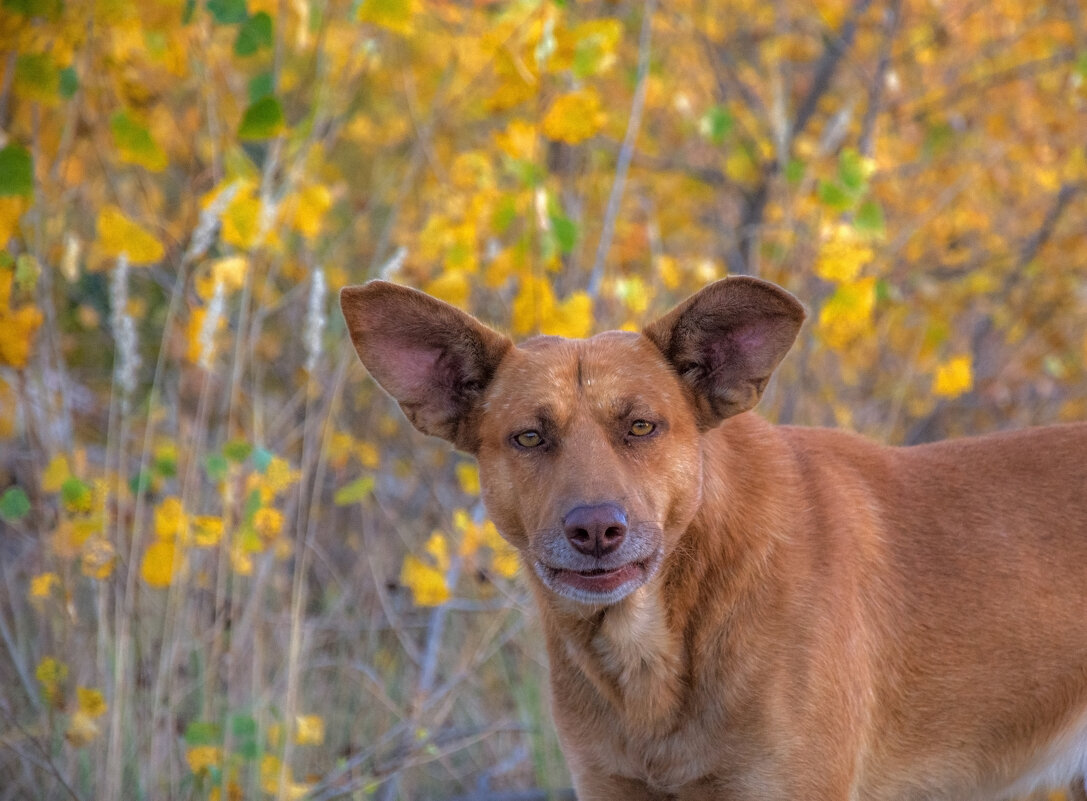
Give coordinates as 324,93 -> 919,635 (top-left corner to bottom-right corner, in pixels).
537,581 -> 687,732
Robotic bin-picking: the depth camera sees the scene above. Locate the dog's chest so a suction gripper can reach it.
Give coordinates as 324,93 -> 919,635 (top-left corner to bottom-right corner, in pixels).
569,591 -> 724,789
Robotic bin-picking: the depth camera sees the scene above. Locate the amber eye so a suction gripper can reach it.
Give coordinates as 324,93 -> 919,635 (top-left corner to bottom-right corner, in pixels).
629,420 -> 655,437
514,430 -> 543,448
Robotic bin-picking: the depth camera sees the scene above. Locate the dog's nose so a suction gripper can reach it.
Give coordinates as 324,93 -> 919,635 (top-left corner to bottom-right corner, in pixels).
563,503 -> 627,558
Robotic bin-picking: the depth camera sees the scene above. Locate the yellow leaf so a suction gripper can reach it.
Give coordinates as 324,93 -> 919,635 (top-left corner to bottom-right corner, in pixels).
187,745 -> 222,775
253,507 -> 283,541
0,197 -> 26,243
817,277 -> 876,350
0,379 -> 16,438
81,537 -> 116,580
96,205 -> 164,265
141,539 -> 180,588
400,554 -> 450,606
454,509 -> 481,557
425,531 -> 451,571
656,255 -> 681,290
192,515 -> 224,547
260,754 -> 283,794
289,183 -> 332,239
262,457 -> 299,497
36,656 -> 68,706
76,686 -> 107,718
294,714 -> 325,746
814,223 -> 874,284
932,355 -> 974,399
65,710 -> 100,746
455,462 -> 480,495
154,497 -> 186,540
541,291 -> 593,339
221,190 -> 262,250
230,538 -> 254,576
29,572 -> 58,599
450,151 -> 494,192
491,546 -> 520,579
542,89 -> 606,144
357,0 -> 418,36
41,455 -> 71,492
211,256 -> 248,293
494,120 -> 538,161
356,440 -> 380,469
0,271 -> 44,368
424,270 -> 471,310
511,275 -> 556,335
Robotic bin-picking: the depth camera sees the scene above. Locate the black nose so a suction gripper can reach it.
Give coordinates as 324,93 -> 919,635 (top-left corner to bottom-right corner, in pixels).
563,503 -> 627,558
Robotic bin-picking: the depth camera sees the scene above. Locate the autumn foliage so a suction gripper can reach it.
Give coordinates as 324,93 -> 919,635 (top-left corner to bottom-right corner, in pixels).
1,0 -> 1086,798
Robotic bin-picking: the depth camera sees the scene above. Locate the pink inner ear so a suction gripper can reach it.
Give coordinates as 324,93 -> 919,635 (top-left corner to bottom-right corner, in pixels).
730,323 -> 766,353
372,341 -> 441,400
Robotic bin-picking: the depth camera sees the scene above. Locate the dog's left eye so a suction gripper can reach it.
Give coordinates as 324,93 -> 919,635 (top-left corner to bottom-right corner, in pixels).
629,420 -> 655,437
513,430 -> 543,448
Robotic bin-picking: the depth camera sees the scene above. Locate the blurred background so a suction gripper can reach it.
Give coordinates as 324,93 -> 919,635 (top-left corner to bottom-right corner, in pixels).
1,0 -> 1085,798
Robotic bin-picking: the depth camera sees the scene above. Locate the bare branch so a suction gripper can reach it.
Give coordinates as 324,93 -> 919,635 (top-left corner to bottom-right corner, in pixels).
859,0 -> 902,157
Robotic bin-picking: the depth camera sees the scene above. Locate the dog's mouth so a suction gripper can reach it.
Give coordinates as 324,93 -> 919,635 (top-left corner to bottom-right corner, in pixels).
534,551 -> 661,605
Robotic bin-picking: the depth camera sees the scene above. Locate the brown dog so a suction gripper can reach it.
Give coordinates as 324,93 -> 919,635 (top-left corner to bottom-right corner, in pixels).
341,276 -> 1087,800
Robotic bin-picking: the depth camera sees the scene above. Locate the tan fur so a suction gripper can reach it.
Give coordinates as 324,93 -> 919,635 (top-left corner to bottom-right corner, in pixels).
341,277 -> 1087,800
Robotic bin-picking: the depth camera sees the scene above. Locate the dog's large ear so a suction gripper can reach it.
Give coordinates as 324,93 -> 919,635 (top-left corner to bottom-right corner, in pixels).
340,281 -> 513,453
643,277 -> 805,429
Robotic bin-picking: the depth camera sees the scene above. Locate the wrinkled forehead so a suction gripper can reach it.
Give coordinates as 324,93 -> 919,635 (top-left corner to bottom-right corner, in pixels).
485,331 -> 689,420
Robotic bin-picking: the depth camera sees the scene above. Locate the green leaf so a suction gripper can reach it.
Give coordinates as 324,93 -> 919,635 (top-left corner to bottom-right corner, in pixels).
923,121 -> 954,158
699,106 -> 733,145
14,53 -> 59,100
59,66 -> 78,99
15,253 -> 40,291
491,195 -> 517,233
230,712 -> 260,757
234,11 -> 273,56
153,448 -> 177,478
60,478 -> 91,508
817,180 -> 852,211
224,439 -> 253,463
238,96 -> 285,140
0,487 -> 30,522
550,214 -> 578,255
251,447 -> 273,473
129,469 -> 152,496
204,454 -> 229,482
334,476 -> 375,506
784,158 -> 805,185
2,0 -> 62,17
184,720 -> 221,746
0,144 -> 34,197
243,489 -> 262,522
207,0 -> 247,24
248,72 -> 275,103
110,111 -> 168,172
837,148 -> 867,193
855,199 -> 885,236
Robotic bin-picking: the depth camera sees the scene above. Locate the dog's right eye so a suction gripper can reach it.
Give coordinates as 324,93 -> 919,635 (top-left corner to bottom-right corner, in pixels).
513,430 -> 543,449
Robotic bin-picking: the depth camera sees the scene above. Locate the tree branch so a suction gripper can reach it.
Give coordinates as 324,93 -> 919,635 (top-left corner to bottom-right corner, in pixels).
735,0 -> 876,274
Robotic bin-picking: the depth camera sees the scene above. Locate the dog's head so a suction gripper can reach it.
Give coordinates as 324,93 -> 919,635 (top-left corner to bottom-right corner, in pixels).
341,278 -> 804,608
